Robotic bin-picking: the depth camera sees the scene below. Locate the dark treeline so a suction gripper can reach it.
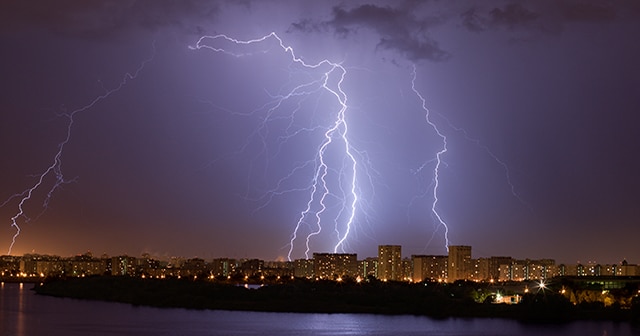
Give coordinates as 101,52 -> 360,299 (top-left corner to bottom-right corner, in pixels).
33,276 -> 640,323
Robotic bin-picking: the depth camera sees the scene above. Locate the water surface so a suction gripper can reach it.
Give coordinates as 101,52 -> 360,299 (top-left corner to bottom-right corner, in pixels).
1,282 -> 637,335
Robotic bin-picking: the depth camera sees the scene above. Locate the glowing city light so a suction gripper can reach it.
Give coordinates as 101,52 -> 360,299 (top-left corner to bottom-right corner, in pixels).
538,280 -> 546,290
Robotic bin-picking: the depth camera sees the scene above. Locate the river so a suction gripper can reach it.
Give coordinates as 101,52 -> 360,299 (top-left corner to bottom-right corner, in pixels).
1,282 -> 638,335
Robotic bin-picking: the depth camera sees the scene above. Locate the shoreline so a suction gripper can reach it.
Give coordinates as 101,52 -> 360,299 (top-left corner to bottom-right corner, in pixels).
33,276 -> 639,323
1,277 -> 43,284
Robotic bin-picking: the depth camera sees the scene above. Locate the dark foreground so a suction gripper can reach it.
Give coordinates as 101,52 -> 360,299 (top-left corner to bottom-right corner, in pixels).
33,276 -> 640,323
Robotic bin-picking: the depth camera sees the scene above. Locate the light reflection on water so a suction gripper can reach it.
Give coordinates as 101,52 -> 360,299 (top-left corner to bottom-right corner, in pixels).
1,282 -> 638,336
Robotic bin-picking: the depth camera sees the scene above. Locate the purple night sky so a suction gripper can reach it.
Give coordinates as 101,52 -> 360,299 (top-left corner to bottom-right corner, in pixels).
1,1 -> 639,264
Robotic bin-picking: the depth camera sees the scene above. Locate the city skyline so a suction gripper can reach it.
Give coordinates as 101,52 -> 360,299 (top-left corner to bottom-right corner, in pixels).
1,1 -> 639,264
5,244 -> 640,284
3,243 -> 637,268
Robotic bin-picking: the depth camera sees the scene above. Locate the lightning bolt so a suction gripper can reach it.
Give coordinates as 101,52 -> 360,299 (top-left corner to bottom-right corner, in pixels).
190,33 -> 362,261
2,49 -> 154,255
436,112 -> 531,210
408,65 -> 530,253
409,65 -> 450,251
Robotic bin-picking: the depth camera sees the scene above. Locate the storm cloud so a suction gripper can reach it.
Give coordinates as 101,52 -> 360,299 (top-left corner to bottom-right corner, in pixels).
291,3 -> 450,62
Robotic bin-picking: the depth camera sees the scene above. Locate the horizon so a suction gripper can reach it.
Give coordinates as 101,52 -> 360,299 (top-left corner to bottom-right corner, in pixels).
5,246 -> 636,267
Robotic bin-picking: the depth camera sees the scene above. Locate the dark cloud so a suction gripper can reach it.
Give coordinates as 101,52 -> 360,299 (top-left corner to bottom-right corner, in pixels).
556,2 -> 616,22
291,4 -> 450,62
461,7 -> 487,32
0,0 -> 220,39
489,3 -> 540,30
289,18 -> 323,34
460,1 -> 627,35
377,37 -> 449,62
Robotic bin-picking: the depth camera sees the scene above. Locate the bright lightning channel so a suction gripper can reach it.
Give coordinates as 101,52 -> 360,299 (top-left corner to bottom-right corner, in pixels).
190,33 -> 360,261
2,51 -> 154,255
409,65 -> 450,251
436,113 -> 531,210
409,66 -> 530,253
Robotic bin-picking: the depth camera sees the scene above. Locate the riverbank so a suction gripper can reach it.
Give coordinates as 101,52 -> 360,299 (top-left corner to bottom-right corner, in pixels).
0,276 -> 42,283
33,276 -> 639,322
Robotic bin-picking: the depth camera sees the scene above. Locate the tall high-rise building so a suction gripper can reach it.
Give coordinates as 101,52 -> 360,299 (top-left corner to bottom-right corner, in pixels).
359,257 -> 378,279
447,245 -> 471,282
294,259 -> 315,278
210,258 -> 238,277
377,245 -> 402,281
111,256 -> 137,276
412,255 -> 447,282
488,256 -> 513,281
313,253 -> 358,280
471,257 -> 490,281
